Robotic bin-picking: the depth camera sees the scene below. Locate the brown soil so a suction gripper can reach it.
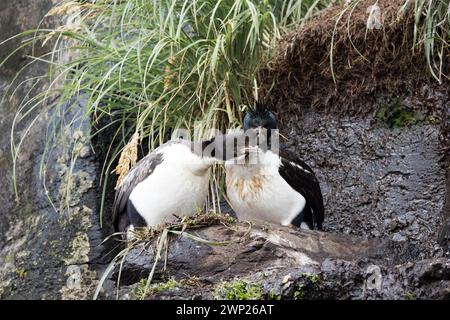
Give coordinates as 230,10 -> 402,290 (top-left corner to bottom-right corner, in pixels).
260,0 -> 449,118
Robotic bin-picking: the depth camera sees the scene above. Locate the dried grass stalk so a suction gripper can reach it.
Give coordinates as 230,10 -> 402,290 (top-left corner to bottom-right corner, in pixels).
113,131 -> 139,189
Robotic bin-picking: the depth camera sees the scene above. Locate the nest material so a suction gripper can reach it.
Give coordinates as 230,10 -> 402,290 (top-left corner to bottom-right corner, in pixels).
129,211 -> 238,243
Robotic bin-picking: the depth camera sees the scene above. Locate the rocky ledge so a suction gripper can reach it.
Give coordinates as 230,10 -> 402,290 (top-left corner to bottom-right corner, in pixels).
97,221 -> 450,300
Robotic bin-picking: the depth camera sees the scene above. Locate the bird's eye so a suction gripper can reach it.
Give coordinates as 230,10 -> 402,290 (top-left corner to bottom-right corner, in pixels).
269,112 -> 276,121
268,113 -> 277,129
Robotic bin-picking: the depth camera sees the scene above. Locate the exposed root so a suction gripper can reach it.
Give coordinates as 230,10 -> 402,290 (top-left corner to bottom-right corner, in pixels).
260,0 -> 449,118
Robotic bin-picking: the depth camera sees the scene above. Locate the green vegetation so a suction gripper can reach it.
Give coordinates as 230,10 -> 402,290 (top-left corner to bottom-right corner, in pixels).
303,272 -> 319,284
134,277 -> 181,299
0,0 -> 331,219
292,273 -> 320,299
213,279 -> 263,300
267,290 -> 282,300
404,292 -> 415,300
376,100 -> 424,128
403,0 -> 450,82
4,254 -> 14,264
15,268 -> 28,279
293,283 -> 305,299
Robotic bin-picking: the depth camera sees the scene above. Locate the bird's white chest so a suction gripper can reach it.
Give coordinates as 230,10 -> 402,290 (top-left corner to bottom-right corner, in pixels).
129,158 -> 210,227
226,161 -> 306,226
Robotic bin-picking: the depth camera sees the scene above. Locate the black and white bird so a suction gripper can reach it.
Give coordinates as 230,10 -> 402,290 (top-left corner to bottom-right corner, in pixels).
113,133 -> 241,236
225,102 -> 324,230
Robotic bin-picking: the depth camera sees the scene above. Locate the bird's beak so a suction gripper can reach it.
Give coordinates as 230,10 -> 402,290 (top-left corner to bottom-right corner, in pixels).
241,146 -> 259,154
225,153 -> 246,165
256,126 -> 269,146
225,146 -> 258,165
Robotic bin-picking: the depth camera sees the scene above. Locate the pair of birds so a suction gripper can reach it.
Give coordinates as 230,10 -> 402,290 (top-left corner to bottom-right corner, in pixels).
112,103 -> 324,237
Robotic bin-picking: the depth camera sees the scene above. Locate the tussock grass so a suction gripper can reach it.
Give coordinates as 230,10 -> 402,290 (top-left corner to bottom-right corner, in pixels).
1,0 -> 330,221
406,0 -> 450,82
330,0 -> 449,85
262,0 -> 449,113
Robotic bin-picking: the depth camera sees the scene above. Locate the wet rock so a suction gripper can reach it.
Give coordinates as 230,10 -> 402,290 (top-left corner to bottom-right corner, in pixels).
105,222 -> 374,299
98,221 -> 450,300
281,95 -> 448,257
0,0 -> 106,297
392,233 -> 407,242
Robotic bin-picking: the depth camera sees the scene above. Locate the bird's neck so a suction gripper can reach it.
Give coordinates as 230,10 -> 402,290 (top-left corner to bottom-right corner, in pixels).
226,150 -> 280,176
161,142 -> 215,176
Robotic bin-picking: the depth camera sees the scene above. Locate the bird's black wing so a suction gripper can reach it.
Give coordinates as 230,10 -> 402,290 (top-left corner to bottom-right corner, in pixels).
112,151 -> 164,232
278,150 -> 324,230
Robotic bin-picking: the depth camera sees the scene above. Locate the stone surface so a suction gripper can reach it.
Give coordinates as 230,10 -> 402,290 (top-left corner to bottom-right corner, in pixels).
100,222 -> 449,300
0,1 -> 106,299
281,92 -> 449,257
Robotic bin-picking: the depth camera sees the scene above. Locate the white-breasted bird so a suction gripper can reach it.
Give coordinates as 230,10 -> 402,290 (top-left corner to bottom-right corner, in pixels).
225,102 -> 324,230
112,133 -> 241,236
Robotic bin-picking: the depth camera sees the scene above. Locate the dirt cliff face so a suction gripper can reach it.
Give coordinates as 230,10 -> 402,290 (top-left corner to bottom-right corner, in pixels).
260,0 -> 449,112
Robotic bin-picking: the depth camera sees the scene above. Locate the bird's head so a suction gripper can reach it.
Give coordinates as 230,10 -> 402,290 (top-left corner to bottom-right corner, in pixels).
242,101 -> 278,153
243,101 -> 277,131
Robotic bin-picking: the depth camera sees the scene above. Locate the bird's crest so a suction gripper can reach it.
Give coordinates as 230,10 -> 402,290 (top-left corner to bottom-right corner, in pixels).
248,100 -> 271,118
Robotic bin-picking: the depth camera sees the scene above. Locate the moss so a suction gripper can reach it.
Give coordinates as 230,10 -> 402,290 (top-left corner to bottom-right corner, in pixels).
293,284 -> 305,300
404,292 -> 415,300
15,268 -> 27,279
213,280 -> 263,300
290,273 -> 320,299
267,290 -> 282,300
4,254 -> 14,264
303,273 -> 319,284
58,169 -> 94,208
134,277 -> 181,299
376,100 -> 424,128
63,232 -> 90,265
60,264 -> 98,300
